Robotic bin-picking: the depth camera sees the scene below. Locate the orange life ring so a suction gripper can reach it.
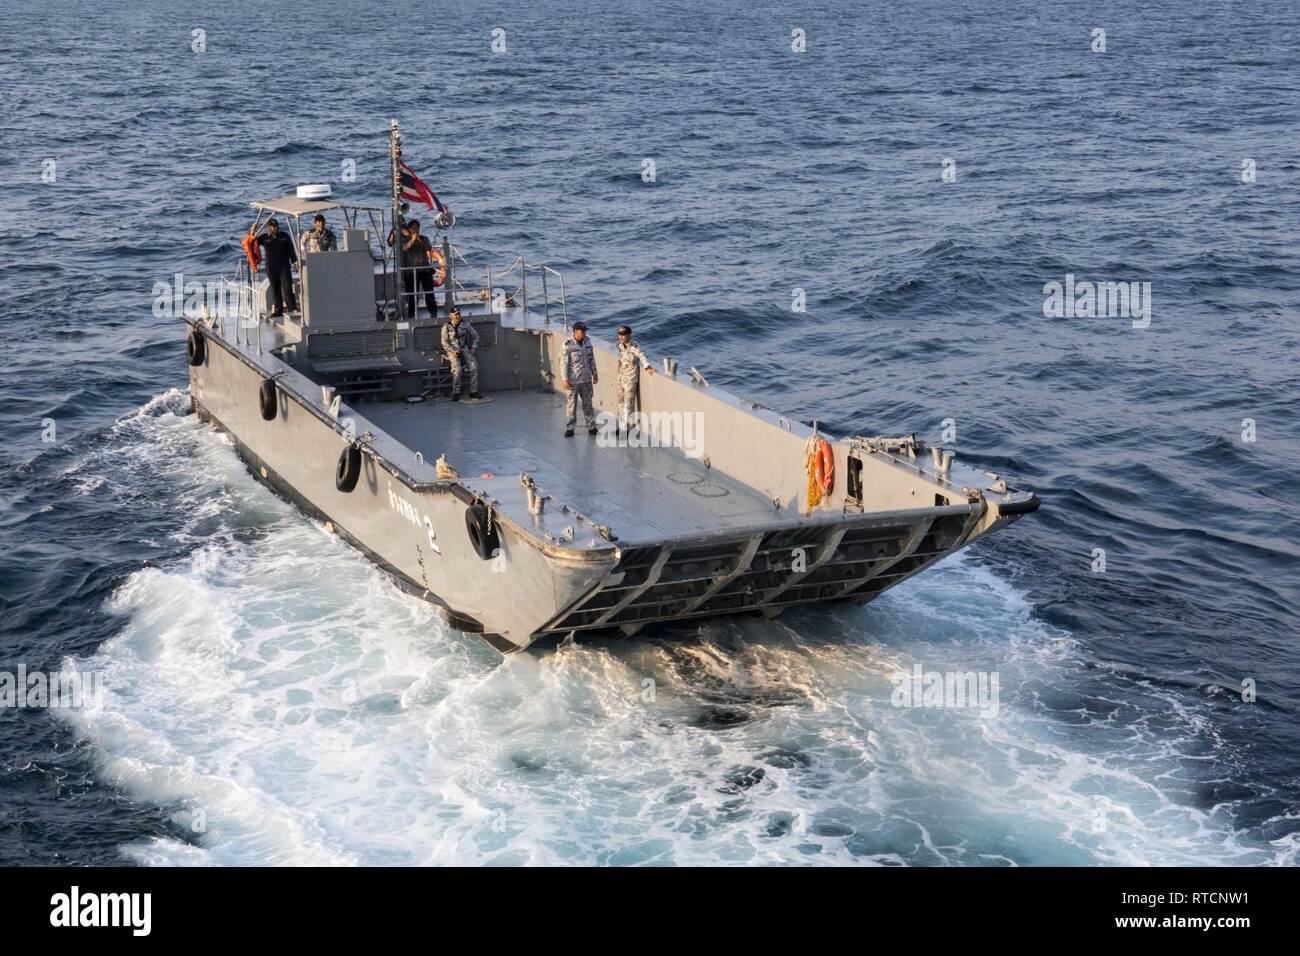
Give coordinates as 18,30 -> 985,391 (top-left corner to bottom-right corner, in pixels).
813,439 -> 834,494
428,247 -> 447,288
241,233 -> 262,273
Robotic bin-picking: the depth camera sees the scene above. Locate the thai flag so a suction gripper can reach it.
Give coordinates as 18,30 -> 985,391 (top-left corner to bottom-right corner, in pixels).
398,159 -> 444,213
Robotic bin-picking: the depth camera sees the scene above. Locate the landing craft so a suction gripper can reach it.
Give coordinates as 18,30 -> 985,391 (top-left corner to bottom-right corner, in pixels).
183,121 -> 1039,652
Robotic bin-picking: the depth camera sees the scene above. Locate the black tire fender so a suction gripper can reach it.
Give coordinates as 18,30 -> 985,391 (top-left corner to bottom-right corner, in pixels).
999,495 -> 1040,516
258,378 -> 278,421
465,501 -> 499,560
186,328 -> 206,366
336,445 -> 361,493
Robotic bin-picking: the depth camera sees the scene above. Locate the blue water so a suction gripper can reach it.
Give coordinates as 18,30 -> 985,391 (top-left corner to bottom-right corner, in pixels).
1,0 -> 1298,865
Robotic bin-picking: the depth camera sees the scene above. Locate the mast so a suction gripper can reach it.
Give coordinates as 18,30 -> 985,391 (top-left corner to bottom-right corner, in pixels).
390,119 -> 404,321
442,233 -> 453,316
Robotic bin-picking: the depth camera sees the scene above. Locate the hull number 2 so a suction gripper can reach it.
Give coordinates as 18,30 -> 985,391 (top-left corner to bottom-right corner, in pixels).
388,482 -> 440,554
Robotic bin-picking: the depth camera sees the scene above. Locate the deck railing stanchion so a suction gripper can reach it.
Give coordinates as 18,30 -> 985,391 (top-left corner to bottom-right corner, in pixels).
541,264 -> 551,326
541,266 -> 568,331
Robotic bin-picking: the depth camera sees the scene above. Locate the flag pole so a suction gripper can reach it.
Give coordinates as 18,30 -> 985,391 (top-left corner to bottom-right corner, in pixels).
390,119 -> 404,322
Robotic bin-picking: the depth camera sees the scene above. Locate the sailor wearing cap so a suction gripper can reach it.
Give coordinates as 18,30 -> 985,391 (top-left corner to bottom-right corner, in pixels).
615,324 -> 654,435
561,321 -> 599,437
256,218 -> 298,316
301,214 -> 337,253
440,308 -> 480,401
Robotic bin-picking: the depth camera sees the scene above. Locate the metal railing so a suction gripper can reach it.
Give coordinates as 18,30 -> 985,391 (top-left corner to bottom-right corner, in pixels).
488,256 -> 569,329
218,244 -> 571,334
397,247 -> 571,329
208,255 -> 316,355
207,262 -> 265,354
389,263 -> 454,320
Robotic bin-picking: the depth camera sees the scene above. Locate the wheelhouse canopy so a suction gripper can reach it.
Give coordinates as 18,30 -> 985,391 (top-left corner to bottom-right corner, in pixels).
251,197 -> 387,216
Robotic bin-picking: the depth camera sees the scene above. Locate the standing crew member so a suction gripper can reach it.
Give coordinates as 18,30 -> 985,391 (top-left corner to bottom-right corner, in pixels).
404,220 -> 438,318
301,214 -> 336,252
389,219 -> 435,318
256,218 -> 297,316
615,324 -> 654,435
440,308 -> 480,401
561,321 -> 599,437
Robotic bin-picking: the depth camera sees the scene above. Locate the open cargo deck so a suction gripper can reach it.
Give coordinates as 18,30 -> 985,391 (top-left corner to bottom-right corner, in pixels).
365,392 -> 780,544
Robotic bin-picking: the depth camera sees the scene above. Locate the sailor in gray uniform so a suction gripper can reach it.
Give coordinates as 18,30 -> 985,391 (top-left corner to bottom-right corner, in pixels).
562,321 -> 599,436
440,308 -> 480,401
615,324 -> 654,434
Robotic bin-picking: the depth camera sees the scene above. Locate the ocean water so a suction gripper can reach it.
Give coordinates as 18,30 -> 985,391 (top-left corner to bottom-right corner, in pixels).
1,0 -> 1298,865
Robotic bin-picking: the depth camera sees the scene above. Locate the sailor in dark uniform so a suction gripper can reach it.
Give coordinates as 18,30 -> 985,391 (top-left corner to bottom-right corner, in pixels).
404,220 -> 438,318
256,218 -> 298,316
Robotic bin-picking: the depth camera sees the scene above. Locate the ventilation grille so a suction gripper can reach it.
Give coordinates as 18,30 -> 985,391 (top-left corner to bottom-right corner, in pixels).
308,329 -> 397,359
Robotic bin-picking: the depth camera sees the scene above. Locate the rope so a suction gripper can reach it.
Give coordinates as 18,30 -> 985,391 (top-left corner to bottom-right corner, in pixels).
435,454 -> 458,480
804,428 -> 823,515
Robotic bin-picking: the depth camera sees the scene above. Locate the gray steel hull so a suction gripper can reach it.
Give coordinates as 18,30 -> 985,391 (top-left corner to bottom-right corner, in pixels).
186,310 -> 1036,652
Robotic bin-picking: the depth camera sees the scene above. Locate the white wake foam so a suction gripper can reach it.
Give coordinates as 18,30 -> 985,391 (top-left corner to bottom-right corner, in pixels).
59,394 -> 1283,865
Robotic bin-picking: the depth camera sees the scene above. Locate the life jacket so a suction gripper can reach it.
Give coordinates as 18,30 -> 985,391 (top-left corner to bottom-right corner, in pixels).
241,233 -> 262,272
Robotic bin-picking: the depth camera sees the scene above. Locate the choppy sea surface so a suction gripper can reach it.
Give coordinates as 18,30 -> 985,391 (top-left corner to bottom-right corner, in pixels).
1,0 -> 1298,865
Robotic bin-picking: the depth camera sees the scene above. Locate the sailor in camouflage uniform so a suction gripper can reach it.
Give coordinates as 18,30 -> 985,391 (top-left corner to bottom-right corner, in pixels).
440,308 -> 480,401
301,214 -> 337,253
562,321 -> 599,436
615,324 -> 654,434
